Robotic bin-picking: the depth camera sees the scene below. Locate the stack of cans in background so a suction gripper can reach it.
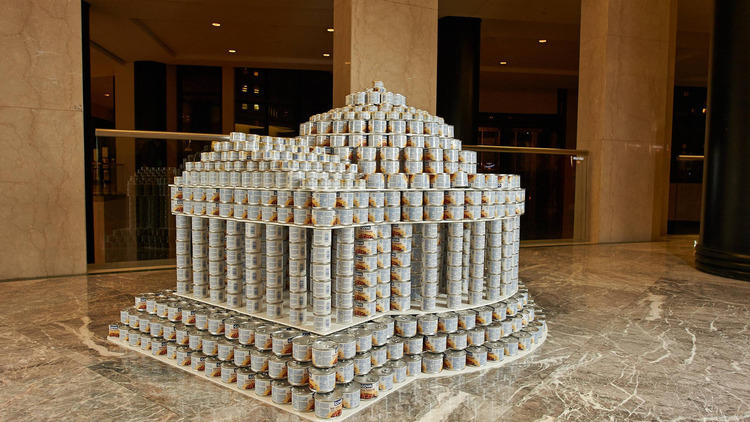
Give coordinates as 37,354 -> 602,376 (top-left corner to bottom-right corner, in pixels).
265,225 -> 287,319
353,225 -> 377,318
391,224 -> 411,311
207,219 -> 226,303
226,221 -> 245,307
444,222 -> 464,308
333,228 -> 354,324
245,223 -> 264,312
288,227 -> 308,325
468,222 -> 486,304
419,223 -> 440,311
175,215 -> 192,294
375,225 -> 391,314
311,229 -> 333,331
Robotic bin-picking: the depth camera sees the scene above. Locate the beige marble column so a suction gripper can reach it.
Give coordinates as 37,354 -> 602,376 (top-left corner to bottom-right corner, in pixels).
576,0 -> 677,243
333,0 -> 437,113
0,0 -> 87,279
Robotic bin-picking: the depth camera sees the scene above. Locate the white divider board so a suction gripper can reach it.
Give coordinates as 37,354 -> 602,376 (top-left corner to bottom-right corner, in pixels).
176,287 -> 518,336
107,330 -> 546,422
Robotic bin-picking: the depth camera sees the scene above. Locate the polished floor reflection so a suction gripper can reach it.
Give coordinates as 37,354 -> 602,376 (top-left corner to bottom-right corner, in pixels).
2,236 -> 748,421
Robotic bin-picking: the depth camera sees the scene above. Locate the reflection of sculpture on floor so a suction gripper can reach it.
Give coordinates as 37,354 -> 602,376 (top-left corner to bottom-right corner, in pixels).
108,82 -> 547,420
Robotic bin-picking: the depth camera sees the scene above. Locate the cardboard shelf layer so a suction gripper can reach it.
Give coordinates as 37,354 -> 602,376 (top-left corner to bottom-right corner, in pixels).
107,329 -> 546,422
176,287 -> 519,335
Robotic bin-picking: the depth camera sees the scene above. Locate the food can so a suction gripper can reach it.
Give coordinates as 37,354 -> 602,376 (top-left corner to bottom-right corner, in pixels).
468,327 -> 485,346
443,349 -> 466,371
191,351 -> 207,371
458,310 -> 477,330
312,340 -> 339,368
233,344 -> 252,367
287,360 -> 310,386
292,335 -> 315,362
373,366 -> 393,390
291,386 -> 315,412
355,373 -> 379,400
353,299 -> 376,317
217,340 -> 235,361
335,359 -> 355,384
421,352 -> 443,374
204,357 -> 222,377
220,362 -> 238,384
255,373 -> 272,396
268,355 -> 290,379
272,329 -> 299,356
447,330 -> 467,350
309,367 -> 337,393
314,390 -> 343,419
402,335 -> 423,355
237,367 -> 256,390
394,315 -> 417,337
255,325 -> 275,351
386,336 -> 404,360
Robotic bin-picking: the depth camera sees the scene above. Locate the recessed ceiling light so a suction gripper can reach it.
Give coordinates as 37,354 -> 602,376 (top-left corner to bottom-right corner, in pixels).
323,53 -> 331,57
228,49 -> 236,53
104,93 -> 111,97
212,22 -> 221,27
327,27 -> 334,32
499,61 -> 508,65
538,39 -> 547,43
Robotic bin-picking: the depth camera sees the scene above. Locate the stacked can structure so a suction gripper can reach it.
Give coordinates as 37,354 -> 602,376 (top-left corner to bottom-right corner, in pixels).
112,285 -> 546,418
311,229 -> 333,331
353,225 -> 377,319
226,221 -> 245,308
333,228 -> 354,324
419,223 -> 440,311
288,227 -> 308,325
245,222 -> 264,312
266,225 -> 287,319
175,215 -> 192,294
390,224 -> 411,312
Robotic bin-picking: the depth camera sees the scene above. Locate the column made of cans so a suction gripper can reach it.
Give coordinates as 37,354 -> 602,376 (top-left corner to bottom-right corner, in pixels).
225,221 -> 245,308
190,217 -> 208,297
311,229 -> 333,331
485,218 -> 504,301
175,215 -> 194,295
419,223 -> 440,311
444,222 -> 464,308
333,227 -> 354,324
390,224 -> 411,311
375,224 -> 391,313
353,225 -> 378,318
288,227 -> 308,325
265,225 -> 287,319
468,221 -> 486,305
244,222 -> 265,313
207,219 -> 226,303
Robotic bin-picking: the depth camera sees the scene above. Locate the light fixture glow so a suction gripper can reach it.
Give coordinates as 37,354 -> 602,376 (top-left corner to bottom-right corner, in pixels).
104,93 -> 111,97
323,53 -> 331,57
499,61 -> 508,65
211,22 -> 221,27
327,27 -> 334,32
538,39 -> 547,43
228,49 -> 236,53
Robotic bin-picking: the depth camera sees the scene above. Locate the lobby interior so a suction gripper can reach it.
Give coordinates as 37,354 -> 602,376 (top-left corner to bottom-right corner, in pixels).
1,0 -> 749,421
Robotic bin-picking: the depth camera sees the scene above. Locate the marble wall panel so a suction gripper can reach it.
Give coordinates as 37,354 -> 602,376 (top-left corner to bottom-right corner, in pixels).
0,0 -> 86,279
334,0 -> 438,113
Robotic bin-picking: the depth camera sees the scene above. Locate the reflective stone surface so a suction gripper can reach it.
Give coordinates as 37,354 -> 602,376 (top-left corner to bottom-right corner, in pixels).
2,236 -> 749,421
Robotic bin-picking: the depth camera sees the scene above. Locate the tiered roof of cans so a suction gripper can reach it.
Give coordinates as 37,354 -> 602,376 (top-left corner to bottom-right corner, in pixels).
171,80 -> 525,226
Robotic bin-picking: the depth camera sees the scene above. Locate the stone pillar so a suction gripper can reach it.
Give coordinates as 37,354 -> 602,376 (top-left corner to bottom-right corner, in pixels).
696,0 -> 750,281
333,0 -> 437,113
576,0 -> 677,242
0,0 -> 87,279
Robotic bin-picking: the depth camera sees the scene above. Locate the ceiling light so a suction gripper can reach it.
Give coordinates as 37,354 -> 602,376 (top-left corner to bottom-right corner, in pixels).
323,53 -> 331,57
104,93 -> 111,97
228,49 -> 236,53
499,61 -> 508,65
327,28 -> 334,32
211,22 -> 221,27
538,39 -> 547,43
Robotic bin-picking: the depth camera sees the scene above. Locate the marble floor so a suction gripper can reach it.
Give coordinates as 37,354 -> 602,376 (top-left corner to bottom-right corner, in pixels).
2,236 -> 749,421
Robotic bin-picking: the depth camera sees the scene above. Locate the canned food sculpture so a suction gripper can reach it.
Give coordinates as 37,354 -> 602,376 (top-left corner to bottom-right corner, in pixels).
110,82 -> 546,420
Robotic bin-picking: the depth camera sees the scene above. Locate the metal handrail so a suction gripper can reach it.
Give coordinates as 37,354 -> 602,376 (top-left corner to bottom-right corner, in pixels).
676,154 -> 704,161
95,129 -> 229,141
463,145 -> 588,156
